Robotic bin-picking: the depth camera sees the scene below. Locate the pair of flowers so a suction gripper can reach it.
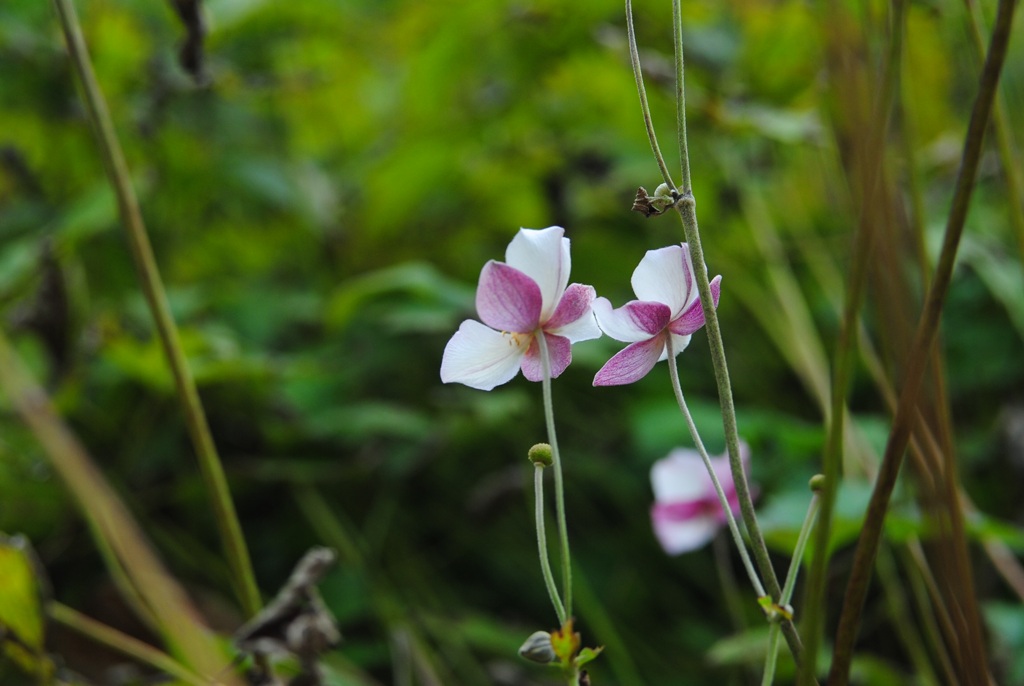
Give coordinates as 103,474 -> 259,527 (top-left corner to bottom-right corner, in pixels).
441,226 -> 742,554
439,226 -> 721,391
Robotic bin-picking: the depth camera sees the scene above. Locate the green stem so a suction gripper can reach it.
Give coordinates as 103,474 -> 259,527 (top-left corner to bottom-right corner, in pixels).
658,2 -> 800,658
536,333 -> 572,620
535,464 -> 567,624
671,0 -> 691,192
666,340 -> 765,598
762,493 -> 818,686
761,624 -> 781,686
51,0 -> 261,618
828,0 -> 1018,681
625,0 -> 675,190
782,492 -> 819,608
47,602 -> 207,686
673,204 -> 804,665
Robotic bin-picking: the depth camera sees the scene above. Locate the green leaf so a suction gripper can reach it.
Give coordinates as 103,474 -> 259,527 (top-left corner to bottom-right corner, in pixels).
575,645 -> 604,669
0,534 -> 52,679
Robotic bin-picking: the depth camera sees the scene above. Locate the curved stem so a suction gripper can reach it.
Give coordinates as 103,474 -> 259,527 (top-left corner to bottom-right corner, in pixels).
535,465 -> 567,624
51,0 -> 261,617
666,340 -> 765,598
537,333 -> 573,620
625,0 -> 675,189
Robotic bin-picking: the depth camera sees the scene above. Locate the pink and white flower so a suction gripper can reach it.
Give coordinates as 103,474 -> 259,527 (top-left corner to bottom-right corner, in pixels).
650,443 -> 752,555
592,244 -> 721,386
441,227 -> 600,391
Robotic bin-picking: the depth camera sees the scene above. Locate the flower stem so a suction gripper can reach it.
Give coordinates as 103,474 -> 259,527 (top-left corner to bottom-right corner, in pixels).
536,333 -> 572,620
763,492 -> 819,686
761,624 -> 781,686
666,340 -> 765,599
535,464 -> 567,624
671,0 -> 691,193
667,44 -> 806,670
766,489 -> 821,686
636,0 -> 810,667
782,492 -> 820,609
625,0 -> 675,190
674,203 -> 805,665
51,0 -> 261,618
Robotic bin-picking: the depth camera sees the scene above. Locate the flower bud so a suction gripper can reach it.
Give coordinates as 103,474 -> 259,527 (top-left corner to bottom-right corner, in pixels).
809,474 -> 826,492
518,630 -> 556,664
528,443 -> 553,468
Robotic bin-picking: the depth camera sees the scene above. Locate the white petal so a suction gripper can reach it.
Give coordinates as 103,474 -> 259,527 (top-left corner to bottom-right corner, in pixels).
592,297 -> 669,343
505,227 -> 570,322
440,320 -> 529,391
631,245 -> 696,317
550,310 -> 601,343
652,515 -> 719,555
651,448 -> 711,502
657,332 -> 692,362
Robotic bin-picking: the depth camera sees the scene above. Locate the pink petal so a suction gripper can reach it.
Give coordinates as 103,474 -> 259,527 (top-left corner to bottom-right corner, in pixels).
545,283 -> 600,342
592,334 -> 667,386
669,275 -> 721,336
440,320 -> 529,390
521,333 -> 572,382
505,227 -> 570,322
476,261 -> 542,333
630,245 -> 695,316
593,299 -> 671,342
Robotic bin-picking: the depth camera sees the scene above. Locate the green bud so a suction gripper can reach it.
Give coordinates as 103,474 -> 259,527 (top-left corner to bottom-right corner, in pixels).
528,443 -> 553,468
809,474 -> 826,492
518,630 -> 556,664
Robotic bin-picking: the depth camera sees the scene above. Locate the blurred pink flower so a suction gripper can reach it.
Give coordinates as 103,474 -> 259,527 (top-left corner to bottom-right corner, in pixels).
592,244 -> 720,386
441,227 -> 600,391
650,442 -> 752,555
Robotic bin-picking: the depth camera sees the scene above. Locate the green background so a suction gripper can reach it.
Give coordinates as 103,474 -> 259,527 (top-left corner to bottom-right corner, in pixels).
2,0 -> 1024,683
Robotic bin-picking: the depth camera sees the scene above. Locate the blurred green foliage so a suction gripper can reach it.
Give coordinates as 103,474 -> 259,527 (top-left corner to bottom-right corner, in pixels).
2,0 -> 1023,683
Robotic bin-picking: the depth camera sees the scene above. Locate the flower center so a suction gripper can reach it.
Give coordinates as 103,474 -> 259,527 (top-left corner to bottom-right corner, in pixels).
503,331 -> 530,348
